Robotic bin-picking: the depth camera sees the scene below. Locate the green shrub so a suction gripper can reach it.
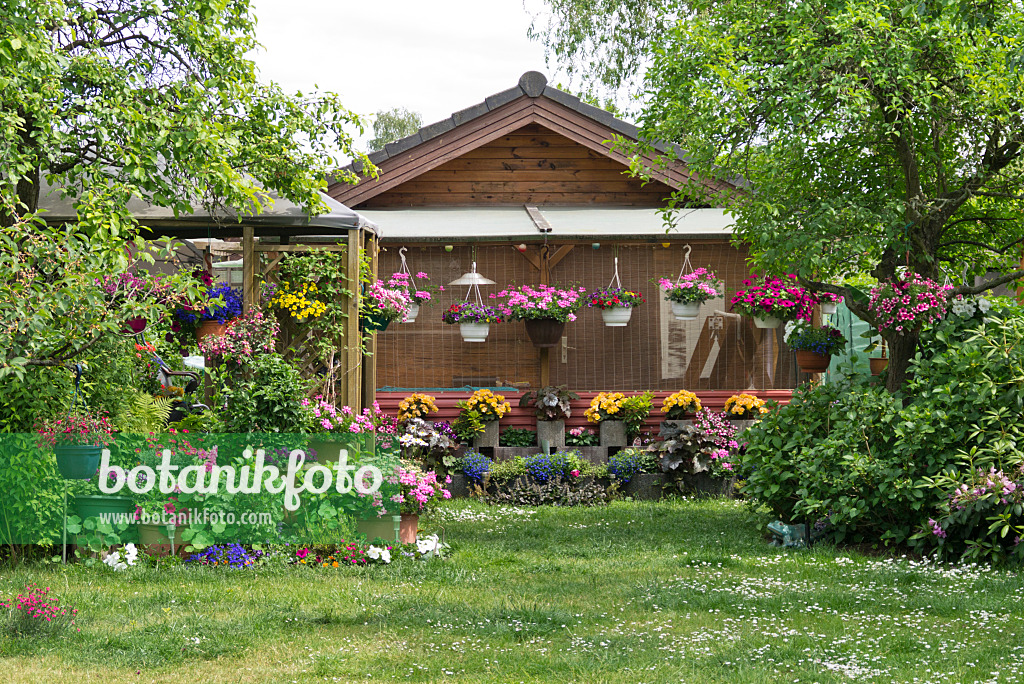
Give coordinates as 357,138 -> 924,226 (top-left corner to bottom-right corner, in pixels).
499,427 -> 536,447
215,353 -> 309,432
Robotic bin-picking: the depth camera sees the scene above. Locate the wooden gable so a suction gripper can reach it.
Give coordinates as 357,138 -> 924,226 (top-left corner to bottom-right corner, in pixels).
328,74 -> 737,209
358,123 -> 676,207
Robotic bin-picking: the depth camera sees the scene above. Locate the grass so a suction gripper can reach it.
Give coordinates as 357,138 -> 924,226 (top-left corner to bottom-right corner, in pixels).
2,497 -> 1024,683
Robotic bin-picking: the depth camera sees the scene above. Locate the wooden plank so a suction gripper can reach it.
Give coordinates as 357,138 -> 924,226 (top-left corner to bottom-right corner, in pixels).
362,233 -> 378,411
343,228 -> 362,411
457,146 -> 609,159
417,168 -> 647,181
363,192 -> 667,207
431,158 -> 644,172
242,225 -> 254,314
374,180 -> 666,194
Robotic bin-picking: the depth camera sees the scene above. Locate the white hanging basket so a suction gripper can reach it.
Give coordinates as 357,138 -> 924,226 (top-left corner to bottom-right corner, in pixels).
671,301 -> 701,320
820,302 -> 837,316
460,322 -> 490,342
601,306 -> 633,327
753,315 -> 782,329
403,302 -> 420,323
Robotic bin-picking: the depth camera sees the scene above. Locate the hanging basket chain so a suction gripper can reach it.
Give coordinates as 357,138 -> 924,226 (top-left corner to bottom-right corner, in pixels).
396,246 -> 420,294
607,256 -> 623,290
675,244 -> 694,286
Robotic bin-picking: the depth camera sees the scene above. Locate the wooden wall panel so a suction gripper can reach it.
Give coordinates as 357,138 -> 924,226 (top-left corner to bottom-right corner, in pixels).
361,123 -> 676,208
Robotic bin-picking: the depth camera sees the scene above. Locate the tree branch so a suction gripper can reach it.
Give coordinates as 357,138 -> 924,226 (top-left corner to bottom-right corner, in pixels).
952,269 -> 1024,296
937,235 -> 1024,254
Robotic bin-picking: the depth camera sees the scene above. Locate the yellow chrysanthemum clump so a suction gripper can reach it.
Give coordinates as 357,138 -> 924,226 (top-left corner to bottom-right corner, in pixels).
269,282 -> 327,321
724,393 -> 769,419
584,391 -> 626,423
397,393 -> 438,423
661,390 -> 701,419
464,389 -> 511,420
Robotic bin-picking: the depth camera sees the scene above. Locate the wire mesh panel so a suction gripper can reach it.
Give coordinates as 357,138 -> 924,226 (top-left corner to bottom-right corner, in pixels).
373,242 -> 797,392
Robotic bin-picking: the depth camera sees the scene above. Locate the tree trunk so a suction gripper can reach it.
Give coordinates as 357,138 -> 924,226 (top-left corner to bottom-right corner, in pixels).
883,329 -> 919,393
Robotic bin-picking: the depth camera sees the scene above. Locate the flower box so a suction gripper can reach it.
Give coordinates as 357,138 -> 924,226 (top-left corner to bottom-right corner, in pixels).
472,420 -> 500,449
536,419 -> 565,448
599,420 -> 627,448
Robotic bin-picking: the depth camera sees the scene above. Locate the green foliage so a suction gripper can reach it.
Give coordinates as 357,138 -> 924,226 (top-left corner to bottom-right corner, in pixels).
114,392 -> 174,434
0,367 -> 70,433
367,107 -> 423,152
620,392 -> 653,441
740,300 -> 1024,557
499,427 -> 536,447
214,353 -> 310,433
518,385 -> 578,420
488,456 -> 528,484
451,410 -> 486,443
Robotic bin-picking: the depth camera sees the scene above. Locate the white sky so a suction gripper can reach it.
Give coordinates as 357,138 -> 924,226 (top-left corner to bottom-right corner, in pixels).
249,0 -> 558,149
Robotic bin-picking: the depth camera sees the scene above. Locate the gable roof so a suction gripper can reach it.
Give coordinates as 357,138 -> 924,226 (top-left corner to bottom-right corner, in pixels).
328,72 -> 743,208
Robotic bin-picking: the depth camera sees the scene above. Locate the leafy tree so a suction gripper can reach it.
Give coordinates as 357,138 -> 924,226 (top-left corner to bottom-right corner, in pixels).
367,107 -> 423,151
0,0 -> 370,378
537,0 -> 1024,391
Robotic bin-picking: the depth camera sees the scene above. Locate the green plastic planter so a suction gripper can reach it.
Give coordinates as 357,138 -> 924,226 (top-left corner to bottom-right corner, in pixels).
54,445 -> 102,480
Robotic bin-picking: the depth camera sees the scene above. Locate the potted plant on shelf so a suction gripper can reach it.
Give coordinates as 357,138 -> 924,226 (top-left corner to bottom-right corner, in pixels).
659,268 -> 720,320
454,389 -> 511,449
565,426 -> 599,447
360,279 -> 411,332
37,412 -> 115,480
723,394 -> 769,429
730,274 -> 815,328
388,465 -> 451,544
519,385 -> 579,448
660,390 -> 702,425
493,284 -> 588,347
387,270 -> 442,324
786,322 -> 847,373
587,286 -> 646,327
441,302 -> 502,342
584,391 -> 629,448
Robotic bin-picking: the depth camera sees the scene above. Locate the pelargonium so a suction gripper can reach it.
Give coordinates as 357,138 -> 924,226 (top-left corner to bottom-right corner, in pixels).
492,284 -> 588,323
388,466 -> 451,514
387,271 -> 443,304
659,268 -> 720,304
363,280 -> 412,321
730,274 -> 815,322
199,310 -> 279,364
868,275 -> 953,334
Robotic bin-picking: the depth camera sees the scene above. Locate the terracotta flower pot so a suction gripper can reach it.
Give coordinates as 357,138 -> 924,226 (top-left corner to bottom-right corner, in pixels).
399,514 -> 419,544
196,319 -> 229,342
795,350 -> 831,373
870,357 -> 889,375
524,318 -> 565,347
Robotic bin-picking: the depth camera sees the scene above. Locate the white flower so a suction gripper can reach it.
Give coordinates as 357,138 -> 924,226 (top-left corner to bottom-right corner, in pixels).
367,545 -> 391,564
104,543 -> 139,571
978,297 -> 992,313
416,534 -> 448,558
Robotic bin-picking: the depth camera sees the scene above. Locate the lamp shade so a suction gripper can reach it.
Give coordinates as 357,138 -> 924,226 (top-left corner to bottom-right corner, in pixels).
448,262 -> 495,286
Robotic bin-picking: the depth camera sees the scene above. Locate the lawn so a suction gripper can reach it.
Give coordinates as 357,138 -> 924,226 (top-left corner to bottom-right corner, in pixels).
2,497 -> 1023,683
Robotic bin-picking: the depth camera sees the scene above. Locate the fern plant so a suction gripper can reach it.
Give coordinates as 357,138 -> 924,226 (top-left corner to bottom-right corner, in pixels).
116,392 -> 174,434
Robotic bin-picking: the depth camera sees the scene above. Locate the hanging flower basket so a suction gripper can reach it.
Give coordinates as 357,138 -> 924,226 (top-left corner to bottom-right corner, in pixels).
360,313 -> 392,332
54,445 -> 103,480
124,316 -> 147,334
820,302 -> 837,316
753,315 -> 782,329
731,274 -> 815,324
460,322 -> 490,342
671,301 -> 701,320
795,350 -> 831,373
870,357 -> 889,375
601,306 -> 633,326
404,302 -> 420,323
524,318 -> 565,347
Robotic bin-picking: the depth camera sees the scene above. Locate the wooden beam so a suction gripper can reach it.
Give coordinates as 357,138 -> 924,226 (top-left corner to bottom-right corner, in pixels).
241,225 -> 254,314
540,347 -> 551,388
343,228 -> 362,411
361,232 -> 379,410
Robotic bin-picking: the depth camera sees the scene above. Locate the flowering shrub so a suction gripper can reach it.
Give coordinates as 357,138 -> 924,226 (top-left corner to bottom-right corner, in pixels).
868,276 -> 953,334
492,284 -> 588,322
199,309 -> 279,365
363,280 -> 412,321
461,389 -> 511,421
441,301 -> 502,324
397,418 -> 458,467
186,543 -> 267,568
584,392 -> 626,423
459,450 -> 493,483
177,282 -> 243,323
723,393 -> 769,419
397,393 -> 438,423
389,466 -> 451,515
301,396 -> 396,437
565,426 -> 599,446
587,286 -> 645,309
37,412 -> 114,447
785,322 -> 847,355
659,268 -> 720,304
268,281 -> 328,321
387,271 -> 443,304
950,295 -> 992,319
730,274 -> 815,321
1,585 -> 79,635
661,390 -> 702,419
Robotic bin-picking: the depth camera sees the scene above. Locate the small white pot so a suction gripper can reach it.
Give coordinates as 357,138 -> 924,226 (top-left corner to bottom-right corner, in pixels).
671,301 -> 700,320
601,306 -> 633,327
820,302 -> 837,316
459,321 -> 490,342
753,315 -> 782,329
403,302 -> 420,323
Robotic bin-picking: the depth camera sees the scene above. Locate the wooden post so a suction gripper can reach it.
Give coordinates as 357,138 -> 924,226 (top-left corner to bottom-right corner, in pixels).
343,228 -> 363,412
361,232 -> 378,410
241,225 -> 255,314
